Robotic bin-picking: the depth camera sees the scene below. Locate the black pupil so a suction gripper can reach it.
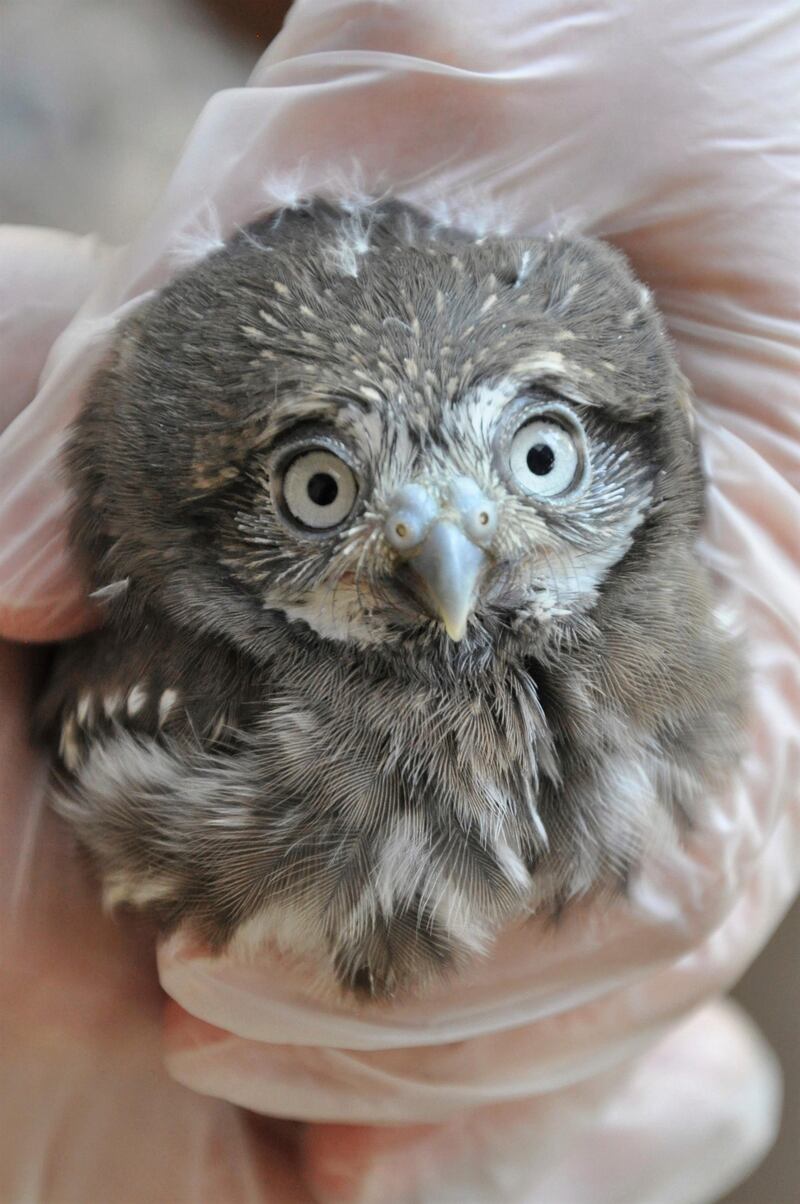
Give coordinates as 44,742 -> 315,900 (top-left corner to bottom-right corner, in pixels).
527,443 -> 555,475
307,471 -> 339,506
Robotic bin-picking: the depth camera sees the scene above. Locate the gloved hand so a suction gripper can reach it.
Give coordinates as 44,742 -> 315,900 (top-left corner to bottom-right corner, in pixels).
2,3 -> 798,1202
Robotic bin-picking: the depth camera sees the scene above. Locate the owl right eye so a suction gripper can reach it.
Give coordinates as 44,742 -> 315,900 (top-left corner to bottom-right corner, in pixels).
502,404 -> 589,502
509,418 -> 580,498
279,447 -> 359,531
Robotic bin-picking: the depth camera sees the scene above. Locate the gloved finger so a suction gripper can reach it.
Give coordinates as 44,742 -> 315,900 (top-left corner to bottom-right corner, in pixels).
0,226 -> 110,642
299,999 -> 780,1204
1,1003 -> 313,1204
0,226 -> 109,432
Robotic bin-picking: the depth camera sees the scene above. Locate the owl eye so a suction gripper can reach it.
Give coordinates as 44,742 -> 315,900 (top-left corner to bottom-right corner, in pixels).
281,448 -> 358,530
508,417 -> 582,499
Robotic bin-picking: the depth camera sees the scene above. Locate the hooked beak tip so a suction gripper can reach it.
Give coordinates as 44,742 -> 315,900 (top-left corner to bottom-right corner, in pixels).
443,614 -> 469,642
404,521 -> 486,643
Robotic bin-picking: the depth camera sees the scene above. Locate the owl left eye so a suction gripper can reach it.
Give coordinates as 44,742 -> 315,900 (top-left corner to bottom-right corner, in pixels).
280,448 -> 358,530
508,417 -> 583,499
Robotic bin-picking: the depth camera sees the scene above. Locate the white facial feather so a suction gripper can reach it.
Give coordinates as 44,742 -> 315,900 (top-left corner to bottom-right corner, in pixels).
279,578 -> 389,645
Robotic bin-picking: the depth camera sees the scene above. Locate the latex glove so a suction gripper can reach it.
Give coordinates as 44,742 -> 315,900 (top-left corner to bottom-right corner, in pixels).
1,3 -> 798,1202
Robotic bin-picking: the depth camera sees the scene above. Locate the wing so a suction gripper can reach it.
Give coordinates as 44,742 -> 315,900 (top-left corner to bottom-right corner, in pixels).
35,604 -> 269,922
37,608 -> 263,771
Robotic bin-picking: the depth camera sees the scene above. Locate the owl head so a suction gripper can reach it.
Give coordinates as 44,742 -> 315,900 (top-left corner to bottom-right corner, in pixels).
69,199 -> 702,669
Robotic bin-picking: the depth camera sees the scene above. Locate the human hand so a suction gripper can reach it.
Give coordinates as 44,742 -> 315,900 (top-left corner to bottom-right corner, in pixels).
2,3 -> 798,1202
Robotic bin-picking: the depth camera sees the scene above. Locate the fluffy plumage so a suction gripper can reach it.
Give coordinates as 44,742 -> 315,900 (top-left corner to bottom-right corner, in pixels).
38,199 -> 743,999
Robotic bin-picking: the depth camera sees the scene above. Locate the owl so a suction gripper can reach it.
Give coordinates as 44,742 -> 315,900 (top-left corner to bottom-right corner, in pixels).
37,199 -> 743,1000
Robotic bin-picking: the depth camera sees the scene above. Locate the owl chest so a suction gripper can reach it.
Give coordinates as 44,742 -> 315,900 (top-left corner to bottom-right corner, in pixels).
269,680 -> 533,807
263,671 -> 544,930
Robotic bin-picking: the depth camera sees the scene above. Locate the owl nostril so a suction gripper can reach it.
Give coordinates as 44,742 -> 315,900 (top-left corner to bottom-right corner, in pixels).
384,484 -> 439,552
469,506 -> 496,544
447,478 -> 497,545
386,513 -> 428,551
463,500 -> 497,545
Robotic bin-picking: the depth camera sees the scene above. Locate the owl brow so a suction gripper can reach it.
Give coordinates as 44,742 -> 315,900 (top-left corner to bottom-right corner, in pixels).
261,415 -> 355,457
510,379 -> 601,413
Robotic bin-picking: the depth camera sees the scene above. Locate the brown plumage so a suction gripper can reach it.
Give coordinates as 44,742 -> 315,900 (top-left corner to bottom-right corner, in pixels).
37,199 -> 743,999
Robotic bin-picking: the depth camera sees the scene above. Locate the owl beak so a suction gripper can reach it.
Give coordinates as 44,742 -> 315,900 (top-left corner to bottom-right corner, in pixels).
408,521 -> 486,642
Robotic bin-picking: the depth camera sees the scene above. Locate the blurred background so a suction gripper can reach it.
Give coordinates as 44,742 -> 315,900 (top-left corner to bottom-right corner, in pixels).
0,1 -> 796,1200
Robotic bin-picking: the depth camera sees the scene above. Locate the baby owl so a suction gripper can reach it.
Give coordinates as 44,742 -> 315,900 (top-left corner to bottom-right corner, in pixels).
38,199 -> 743,1000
